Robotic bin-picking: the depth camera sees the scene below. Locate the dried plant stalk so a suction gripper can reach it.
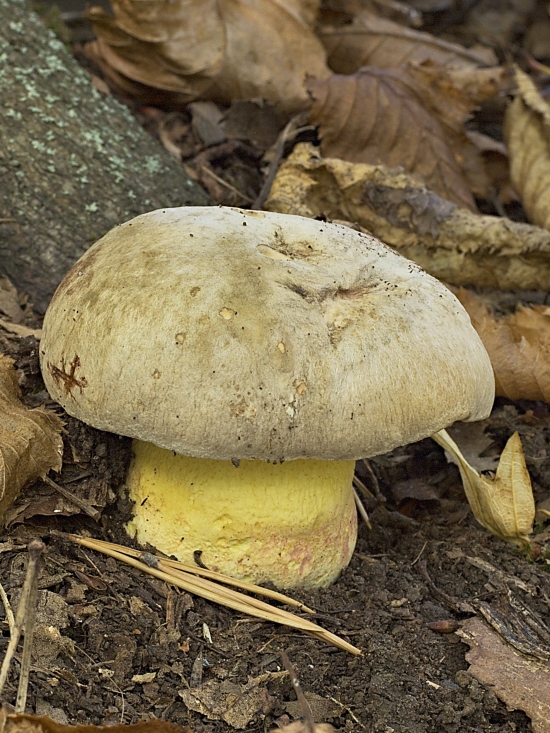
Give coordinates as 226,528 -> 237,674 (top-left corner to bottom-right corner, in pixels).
58,533 -> 360,656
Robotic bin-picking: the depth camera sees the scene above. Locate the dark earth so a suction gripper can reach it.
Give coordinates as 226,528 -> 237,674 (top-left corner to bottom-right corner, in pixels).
1,333 -> 549,732
3,0 -> 550,729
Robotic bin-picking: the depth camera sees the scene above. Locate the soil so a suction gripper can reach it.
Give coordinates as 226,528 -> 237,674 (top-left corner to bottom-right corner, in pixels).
1,336 -> 548,732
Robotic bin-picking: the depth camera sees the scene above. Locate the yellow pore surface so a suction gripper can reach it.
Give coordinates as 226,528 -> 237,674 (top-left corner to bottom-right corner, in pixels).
126,440 -> 357,588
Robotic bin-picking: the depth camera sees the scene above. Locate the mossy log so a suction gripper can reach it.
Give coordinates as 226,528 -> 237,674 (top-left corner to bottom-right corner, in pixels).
0,0 -> 209,312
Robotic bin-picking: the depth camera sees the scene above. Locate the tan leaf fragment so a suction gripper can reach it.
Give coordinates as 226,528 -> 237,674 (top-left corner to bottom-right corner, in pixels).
455,288 -> 550,403
307,69 -> 477,210
458,617 -> 550,733
432,429 -> 535,547
504,67 -> 550,231
0,706 -> 191,733
86,0 -> 330,113
318,10 -> 497,74
272,724 -> 335,733
264,142 -> 550,290
0,355 -> 63,523
179,672 -> 284,729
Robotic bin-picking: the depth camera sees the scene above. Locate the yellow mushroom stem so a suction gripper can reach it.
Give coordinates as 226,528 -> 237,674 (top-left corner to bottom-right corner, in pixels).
125,439 -> 358,589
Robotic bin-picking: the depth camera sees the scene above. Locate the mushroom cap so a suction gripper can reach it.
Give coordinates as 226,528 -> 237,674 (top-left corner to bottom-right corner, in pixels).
40,206 -> 495,461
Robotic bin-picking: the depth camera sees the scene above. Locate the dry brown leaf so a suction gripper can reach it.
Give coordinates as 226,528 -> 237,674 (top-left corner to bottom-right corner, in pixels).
86,0 -> 329,113
308,69 -> 478,209
455,289 -> 550,403
318,10 -> 497,74
264,143 -> 550,290
0,707 -> 191,733
433,429 -> 535,547
179,673 -> 283,728
0,355 -> 63,522
458,617 -> 550,733
504,67 -> 550,230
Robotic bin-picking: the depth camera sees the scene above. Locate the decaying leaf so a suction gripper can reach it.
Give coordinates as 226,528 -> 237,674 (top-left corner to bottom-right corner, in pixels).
308,69 -> 477,209
179,673 -> 283,729
445,421 -> 499,472
455,288 -> 550,403
318,10 -> 497,74
86,0 -> 330,113
0,355 -> 63,523
433,429 -> 535,547
458,617 -> 550,733
505,67 -> 550,231
0,707 -> 190,733
265,142 -> 550,290
271,724 -> 335,733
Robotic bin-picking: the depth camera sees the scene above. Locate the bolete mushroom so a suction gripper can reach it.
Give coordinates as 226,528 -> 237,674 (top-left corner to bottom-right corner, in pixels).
40,207 -> 495,589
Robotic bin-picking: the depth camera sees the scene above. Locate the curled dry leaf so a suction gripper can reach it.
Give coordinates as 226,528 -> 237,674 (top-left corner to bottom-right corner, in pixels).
86,0 -> 329,113
454,288 -> 550,403
265,143 -> 550,290
433,429 -> 535,548
319,10 -> 497,74
504,67 -> 550,230
0,355 -> 63,523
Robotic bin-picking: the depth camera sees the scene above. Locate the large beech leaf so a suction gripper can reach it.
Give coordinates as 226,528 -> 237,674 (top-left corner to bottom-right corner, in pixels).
505,67 -> 550,231
308,65 -> 496,210
86,0 -> 330,113
319,10 -> 497,75
0,355 -> 63,522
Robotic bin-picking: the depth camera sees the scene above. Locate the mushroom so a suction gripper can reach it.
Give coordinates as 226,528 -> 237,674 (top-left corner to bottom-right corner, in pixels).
40,207 -> 495,589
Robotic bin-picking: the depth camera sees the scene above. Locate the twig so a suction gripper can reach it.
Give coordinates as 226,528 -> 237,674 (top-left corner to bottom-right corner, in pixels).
15,541 -> 44,713
353,487 -> 372,530
251,114 -> 311,210
360,459 -> 386,504
410,540 -> 428,567
200,166 -> 254,203
43,475 -> 101,521
0,583 -> 15,635
280,651 -> 315,733
0,540 -> 44,704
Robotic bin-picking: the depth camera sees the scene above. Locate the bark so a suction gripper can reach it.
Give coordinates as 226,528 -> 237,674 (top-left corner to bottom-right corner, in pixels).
0,0 -> 209,312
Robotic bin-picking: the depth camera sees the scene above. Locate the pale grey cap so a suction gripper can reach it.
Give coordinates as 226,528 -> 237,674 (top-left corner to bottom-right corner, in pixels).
40,206 -> 495,460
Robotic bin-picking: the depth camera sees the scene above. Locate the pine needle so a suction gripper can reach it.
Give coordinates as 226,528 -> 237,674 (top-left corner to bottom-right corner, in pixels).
55,532 -> 361,656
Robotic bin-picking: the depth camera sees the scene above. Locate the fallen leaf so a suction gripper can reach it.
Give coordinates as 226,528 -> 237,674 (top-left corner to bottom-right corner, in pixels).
433,429 -> 535,547
86,0 -> 329,113
446,421 -> 499,472
271,724 -> 335,733
458,617 -> 550,733
0,277 -> 24,323
454,288 -> 550,403
0,707 -> 191,733
308,68 -> 477,210
265,142 -> 550,290
318,10 -> 497,74
504,67 -> 550,230
284,692 -> 342,721
180,673 -> 283,728
0,355 -> 63,523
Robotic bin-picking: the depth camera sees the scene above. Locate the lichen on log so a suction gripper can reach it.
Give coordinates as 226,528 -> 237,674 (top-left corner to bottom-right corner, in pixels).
0,0 -> 209,311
